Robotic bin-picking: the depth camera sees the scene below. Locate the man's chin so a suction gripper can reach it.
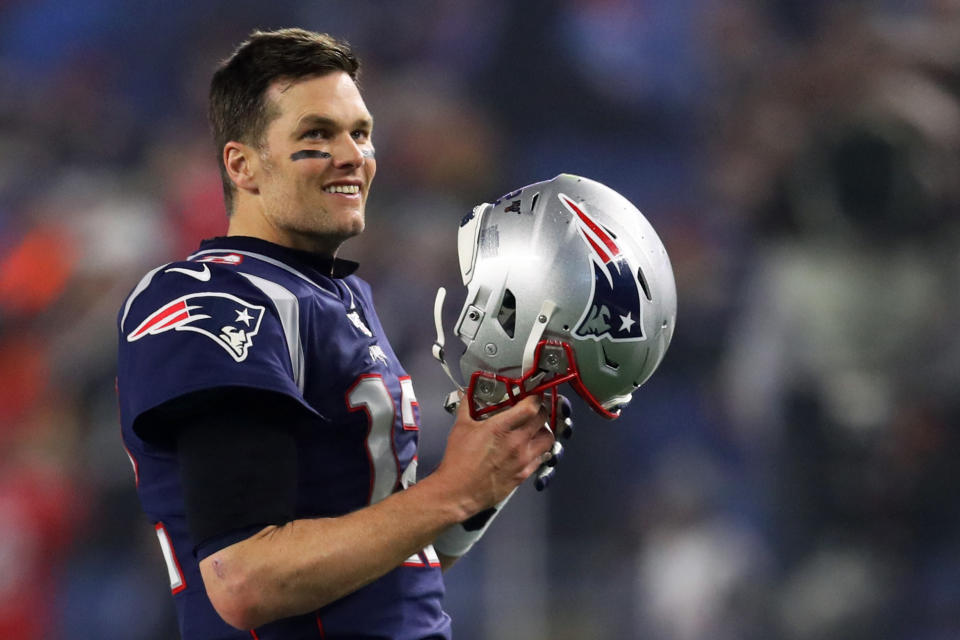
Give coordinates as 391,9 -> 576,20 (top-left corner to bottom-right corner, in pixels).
341,211 -> 365,237
323,214 -> 365,244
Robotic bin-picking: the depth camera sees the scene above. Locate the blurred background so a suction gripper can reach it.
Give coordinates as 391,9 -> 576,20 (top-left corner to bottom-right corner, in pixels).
2,0 -> 959,638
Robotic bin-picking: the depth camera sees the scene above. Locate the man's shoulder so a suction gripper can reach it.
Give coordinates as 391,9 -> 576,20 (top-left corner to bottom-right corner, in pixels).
119,259 -> 266,332
115,255 -> 322,438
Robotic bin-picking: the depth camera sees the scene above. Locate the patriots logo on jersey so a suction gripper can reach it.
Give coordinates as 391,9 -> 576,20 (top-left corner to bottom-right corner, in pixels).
126,293 -> 266,362
560,194 -> 646,342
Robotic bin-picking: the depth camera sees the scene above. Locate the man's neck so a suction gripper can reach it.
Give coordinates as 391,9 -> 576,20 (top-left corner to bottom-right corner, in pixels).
226,204 -> 340,258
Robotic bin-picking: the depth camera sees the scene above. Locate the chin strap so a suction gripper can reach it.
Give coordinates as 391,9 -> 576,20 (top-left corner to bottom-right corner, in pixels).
520,299 -> 557,374
432,287 -> 464,393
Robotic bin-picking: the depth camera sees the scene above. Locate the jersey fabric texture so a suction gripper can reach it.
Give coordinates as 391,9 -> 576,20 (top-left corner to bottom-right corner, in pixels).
117,236 -> 450,640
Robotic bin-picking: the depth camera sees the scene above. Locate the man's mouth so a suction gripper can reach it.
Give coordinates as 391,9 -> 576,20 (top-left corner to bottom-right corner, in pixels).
323,184 -> 361,195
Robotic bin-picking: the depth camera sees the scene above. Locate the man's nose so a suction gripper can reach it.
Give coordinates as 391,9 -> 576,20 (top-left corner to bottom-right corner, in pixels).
331,134 -> 365,168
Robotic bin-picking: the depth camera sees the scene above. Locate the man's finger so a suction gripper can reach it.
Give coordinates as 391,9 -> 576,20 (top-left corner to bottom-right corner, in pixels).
527,425 -> 556,470
553,394 -> 574,439
486,395 -> 545,432
534,464 -> 556,491
545,440 -> 563,467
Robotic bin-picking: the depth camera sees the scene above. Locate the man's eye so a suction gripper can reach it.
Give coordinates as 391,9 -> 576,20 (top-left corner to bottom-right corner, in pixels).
302,128 -> 329,140
351,130 -> 370,141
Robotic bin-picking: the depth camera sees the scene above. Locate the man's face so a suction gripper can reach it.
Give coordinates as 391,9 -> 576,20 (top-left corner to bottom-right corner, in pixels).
254,71 -> 376,253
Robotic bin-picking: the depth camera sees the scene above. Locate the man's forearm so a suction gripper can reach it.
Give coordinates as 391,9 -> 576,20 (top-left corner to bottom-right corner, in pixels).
200,395 -> 552,630
199,474 -> 470,630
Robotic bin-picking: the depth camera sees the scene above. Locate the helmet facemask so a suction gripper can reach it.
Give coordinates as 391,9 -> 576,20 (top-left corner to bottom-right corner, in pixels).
467,339 -> 620,427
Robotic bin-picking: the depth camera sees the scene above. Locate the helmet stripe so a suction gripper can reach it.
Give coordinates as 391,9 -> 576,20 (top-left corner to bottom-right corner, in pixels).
582,232 -> 611,263
561,196 -> 620,258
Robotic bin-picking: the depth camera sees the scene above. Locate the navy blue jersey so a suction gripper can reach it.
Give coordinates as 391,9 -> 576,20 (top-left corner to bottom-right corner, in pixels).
118,236 -> 450,640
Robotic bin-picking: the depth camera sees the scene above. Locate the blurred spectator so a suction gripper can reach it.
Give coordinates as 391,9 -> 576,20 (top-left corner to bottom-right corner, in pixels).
719,6 -> 960,638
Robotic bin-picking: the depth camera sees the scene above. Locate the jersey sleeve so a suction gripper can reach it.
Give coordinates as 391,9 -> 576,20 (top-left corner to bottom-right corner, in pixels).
117,262 -> 318,439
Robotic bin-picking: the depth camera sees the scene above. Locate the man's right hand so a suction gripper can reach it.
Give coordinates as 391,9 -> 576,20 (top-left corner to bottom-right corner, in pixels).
430,394 -> 555,518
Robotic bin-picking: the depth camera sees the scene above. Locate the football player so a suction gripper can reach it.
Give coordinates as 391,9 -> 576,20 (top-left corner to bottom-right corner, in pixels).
117,29 -> 556,639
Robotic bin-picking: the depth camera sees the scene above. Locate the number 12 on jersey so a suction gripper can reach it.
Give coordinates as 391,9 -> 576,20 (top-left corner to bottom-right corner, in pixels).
346,373 -> 439,568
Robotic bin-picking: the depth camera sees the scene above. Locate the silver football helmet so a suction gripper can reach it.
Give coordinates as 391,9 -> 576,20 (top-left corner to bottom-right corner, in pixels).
433,174 -> 677,425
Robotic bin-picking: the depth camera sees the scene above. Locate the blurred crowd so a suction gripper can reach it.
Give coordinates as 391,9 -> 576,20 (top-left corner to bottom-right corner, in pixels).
1,1 -> 959,639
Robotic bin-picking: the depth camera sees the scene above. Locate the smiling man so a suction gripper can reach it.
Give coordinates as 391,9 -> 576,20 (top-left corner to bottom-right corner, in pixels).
117,29 -> 555,639
222,70 -> 374,253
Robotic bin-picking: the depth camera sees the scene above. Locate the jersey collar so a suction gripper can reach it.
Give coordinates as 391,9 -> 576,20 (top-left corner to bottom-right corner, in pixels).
196,236 -> 360,279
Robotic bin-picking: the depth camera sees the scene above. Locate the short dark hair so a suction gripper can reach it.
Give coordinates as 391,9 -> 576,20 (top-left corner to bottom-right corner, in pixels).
209,28 -> 360,213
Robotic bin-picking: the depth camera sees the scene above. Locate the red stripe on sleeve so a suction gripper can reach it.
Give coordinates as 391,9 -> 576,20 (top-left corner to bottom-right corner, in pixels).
130,300 -> 188,338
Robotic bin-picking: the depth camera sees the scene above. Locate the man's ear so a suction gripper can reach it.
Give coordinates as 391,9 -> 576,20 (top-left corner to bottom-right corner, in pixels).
224,141 -> 260,195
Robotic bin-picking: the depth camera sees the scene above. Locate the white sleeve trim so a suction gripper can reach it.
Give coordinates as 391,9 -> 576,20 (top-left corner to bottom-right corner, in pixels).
238,272 -> 306,393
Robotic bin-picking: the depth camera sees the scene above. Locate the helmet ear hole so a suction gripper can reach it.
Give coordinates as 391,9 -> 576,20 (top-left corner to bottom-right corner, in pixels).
496,289 -> 516,339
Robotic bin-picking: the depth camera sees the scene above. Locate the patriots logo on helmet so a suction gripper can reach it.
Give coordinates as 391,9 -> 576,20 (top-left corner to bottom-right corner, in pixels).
560,194 -> 646,342
126,293 -> 266,362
